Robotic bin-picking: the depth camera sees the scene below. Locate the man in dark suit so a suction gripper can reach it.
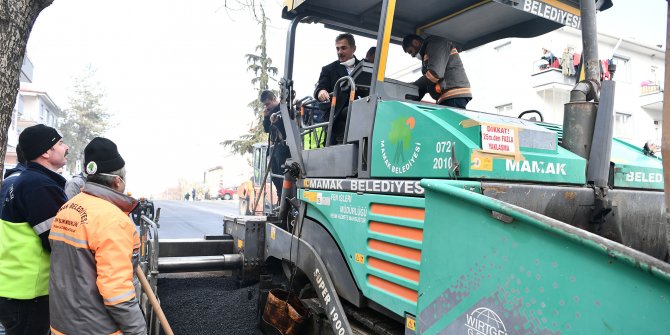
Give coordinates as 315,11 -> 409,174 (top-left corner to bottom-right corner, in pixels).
314,33 -> 360,144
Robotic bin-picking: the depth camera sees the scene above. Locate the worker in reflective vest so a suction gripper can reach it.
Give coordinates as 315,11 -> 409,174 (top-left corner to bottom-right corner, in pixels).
49,137 -> 145,335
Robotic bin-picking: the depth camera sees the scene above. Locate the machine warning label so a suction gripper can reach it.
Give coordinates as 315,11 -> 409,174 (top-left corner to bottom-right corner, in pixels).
505,159 -> 566,175
471,154 -> 493,171
481,124 -> 516,154
303,191 -> 318,202
405,314 -> 416,331
517,0 -> 581,29
316,193 -> 331,206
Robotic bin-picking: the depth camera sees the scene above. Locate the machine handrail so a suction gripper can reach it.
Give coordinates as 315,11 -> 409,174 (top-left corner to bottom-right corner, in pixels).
325,76 -> 356,146
140,215 -> 160,277
301,121 -> 329,132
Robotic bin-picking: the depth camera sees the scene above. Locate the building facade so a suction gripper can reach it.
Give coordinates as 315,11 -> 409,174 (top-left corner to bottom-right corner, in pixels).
392,28 -> 664,147
5,55 -> 62,171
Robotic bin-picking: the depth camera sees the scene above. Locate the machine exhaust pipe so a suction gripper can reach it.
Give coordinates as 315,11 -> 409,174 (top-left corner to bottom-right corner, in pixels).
561,0 -> 601,161
569,79 -> 599,103
562,101 -> 598,159
157,254 -> 243,273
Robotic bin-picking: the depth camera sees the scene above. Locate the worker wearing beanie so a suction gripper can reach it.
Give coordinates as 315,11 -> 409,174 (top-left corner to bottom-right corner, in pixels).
49,137 -> 146,335
0,124 -> 69,335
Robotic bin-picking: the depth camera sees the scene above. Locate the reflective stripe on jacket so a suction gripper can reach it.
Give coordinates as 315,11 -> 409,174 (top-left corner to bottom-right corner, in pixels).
419,36 -> 472,103
49,182 -> 145,335
0,162 -> 67,299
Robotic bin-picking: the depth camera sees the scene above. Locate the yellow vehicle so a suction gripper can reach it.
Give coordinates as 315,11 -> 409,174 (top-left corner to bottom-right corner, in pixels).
238,143 -> 279,215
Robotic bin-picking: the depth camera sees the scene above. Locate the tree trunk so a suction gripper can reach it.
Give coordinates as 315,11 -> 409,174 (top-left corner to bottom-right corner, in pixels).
0,0 -> 52,183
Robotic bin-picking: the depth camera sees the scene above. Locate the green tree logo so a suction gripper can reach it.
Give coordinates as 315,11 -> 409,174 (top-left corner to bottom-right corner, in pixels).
388,117 -> 416,164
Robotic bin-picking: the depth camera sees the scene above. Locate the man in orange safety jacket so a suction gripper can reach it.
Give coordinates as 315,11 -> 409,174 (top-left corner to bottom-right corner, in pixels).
49,137 -> 145,335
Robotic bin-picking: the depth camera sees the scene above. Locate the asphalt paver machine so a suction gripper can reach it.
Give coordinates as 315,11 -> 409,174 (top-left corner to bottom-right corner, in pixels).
145,1 -> 670,334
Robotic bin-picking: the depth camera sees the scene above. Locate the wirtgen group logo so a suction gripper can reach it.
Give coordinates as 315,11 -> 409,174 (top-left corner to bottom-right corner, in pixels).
380,116 -> 421,174
464,307 -> 507,335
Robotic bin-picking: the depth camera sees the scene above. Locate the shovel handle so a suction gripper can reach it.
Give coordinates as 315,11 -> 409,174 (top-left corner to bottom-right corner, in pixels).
136,266 -> 174,335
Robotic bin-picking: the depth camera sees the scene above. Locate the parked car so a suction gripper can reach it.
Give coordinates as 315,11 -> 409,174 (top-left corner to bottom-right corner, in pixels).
218,187 -> 236,200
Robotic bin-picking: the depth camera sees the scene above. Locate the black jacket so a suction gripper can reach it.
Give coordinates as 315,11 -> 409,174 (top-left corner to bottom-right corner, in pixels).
263,104 -> 287,143
1,161 -> 67,251
313,58 -> 362,144
3,162 -> 26,179
313,57 -> 361,99
415,36 -> 472,104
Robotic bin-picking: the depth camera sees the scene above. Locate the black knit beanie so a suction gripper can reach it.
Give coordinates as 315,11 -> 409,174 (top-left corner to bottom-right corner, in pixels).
84,137 -> 125,175
16,144 -> 26,164
19,124 -> 62,160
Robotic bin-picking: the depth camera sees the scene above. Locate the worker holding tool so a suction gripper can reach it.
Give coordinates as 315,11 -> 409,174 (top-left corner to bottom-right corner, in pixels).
48,137 -> 146,335
260,90 -> 290,201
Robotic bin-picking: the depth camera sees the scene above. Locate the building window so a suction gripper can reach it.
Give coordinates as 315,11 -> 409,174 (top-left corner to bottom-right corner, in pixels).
615,112 -> 632,139
611,55 -> 630,83
495,103 -> 513,116
650,65 -> 658,83
39,105 -> 47,123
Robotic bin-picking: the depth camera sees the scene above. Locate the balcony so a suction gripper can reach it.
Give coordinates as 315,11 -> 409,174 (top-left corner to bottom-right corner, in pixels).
640,82 -> 663,112
531,60 -> 574,92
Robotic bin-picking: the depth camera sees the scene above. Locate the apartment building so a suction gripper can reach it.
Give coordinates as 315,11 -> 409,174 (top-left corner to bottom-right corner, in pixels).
5,55 -> 62,171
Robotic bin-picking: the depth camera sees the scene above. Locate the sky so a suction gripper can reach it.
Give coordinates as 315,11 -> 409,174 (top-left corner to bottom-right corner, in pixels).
23,0 -> 668,197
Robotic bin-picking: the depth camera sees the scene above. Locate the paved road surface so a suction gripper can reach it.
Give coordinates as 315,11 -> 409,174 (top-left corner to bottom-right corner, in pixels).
153,199 -> 238,239
151,199 -> 264,334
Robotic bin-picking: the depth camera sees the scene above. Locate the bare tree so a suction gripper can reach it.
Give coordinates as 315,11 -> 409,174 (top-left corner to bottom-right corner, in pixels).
222,4 -> 278,155
220,0 -> 265,22
0,0 -> 54,182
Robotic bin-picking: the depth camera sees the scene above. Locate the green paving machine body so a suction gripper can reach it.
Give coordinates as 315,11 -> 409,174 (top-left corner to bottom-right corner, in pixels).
296,101 -> 669,334
263,0 -> 670,334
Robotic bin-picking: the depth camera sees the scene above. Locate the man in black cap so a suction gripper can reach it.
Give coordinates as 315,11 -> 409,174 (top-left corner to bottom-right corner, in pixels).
0,124 -> 69,335
49,137 -> 146,335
